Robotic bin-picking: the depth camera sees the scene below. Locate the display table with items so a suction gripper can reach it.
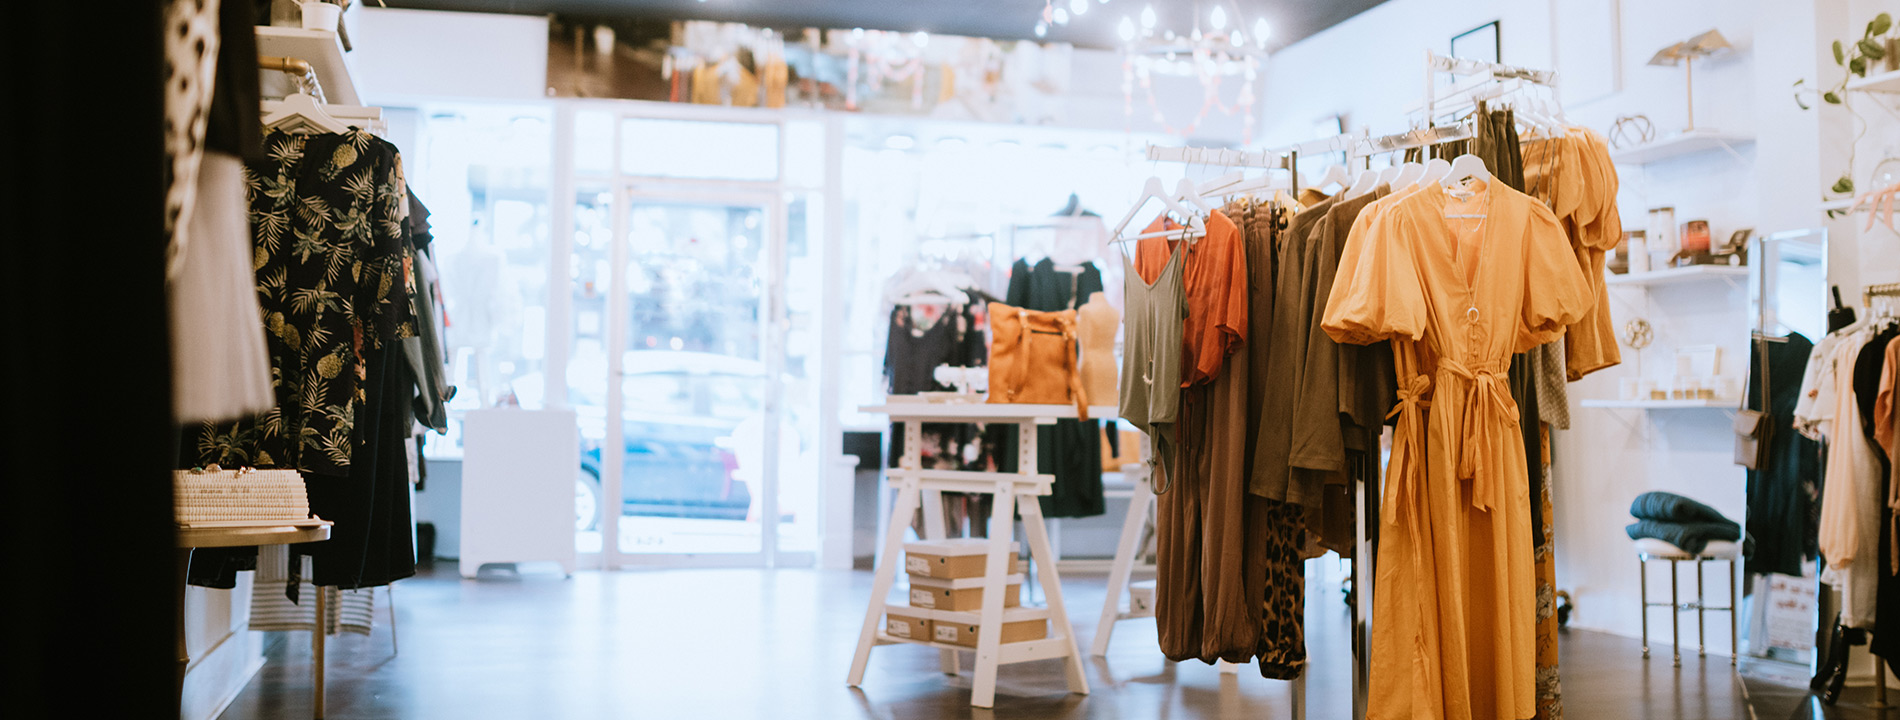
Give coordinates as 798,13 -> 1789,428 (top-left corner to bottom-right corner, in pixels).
847,400 -> 1113,708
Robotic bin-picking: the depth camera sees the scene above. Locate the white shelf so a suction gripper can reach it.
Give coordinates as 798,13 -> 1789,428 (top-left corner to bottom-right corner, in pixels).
1821,198 -> 1855,212
1579,399 -> 1735,409
256,26 -> 360,106
1609,131 -> 1754,166
1605,265 -> 1749,287
1848,69 -> 1900,94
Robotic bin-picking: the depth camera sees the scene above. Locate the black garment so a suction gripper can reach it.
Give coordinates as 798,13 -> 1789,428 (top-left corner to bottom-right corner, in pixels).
5,4 -> 176,713
1854,327 -> 1899,455
302,345 -> 418,589
1005,258 -> 1107,518
190,130 -> 420,591
204,0 -> 262,162
883,303 -> 990,469
196,130 -> 419,477
1747,332 -> 1821,578
1876,469 -> 1899,662
883,302 -> 996,537
408,194 -> 435,251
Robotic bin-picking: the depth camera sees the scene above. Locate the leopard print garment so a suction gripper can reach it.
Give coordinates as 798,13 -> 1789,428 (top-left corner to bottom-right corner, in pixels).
1256,496 -> 1307,679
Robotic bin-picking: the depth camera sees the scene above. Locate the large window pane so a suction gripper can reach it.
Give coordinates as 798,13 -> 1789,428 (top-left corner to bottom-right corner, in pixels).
412,105 -> 553,458
571,185 -> 614,553
620,119 -> 779,181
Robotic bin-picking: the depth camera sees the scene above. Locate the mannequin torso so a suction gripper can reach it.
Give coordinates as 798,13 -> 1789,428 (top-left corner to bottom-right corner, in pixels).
1077,292 -> 1119,404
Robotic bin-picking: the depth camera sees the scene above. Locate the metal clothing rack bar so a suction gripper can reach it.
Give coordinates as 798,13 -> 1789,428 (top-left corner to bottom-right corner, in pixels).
1423,50 -> 1555,130
1143,145 -> 1301,196
260,55 -> 327,105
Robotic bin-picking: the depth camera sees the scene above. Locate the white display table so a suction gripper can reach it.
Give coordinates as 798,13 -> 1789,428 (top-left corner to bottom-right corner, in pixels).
846,401 -> 1111,707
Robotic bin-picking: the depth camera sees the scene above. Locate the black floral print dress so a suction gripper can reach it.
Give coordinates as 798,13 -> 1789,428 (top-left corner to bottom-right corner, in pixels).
196,129 -> 417,474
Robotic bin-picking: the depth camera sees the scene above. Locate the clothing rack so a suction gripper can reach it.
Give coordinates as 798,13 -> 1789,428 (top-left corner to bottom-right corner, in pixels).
1423,50 -> 1557,127
1862,282 -> 1900,307
1143,144 -> 1303,196
260,55 -> 327,104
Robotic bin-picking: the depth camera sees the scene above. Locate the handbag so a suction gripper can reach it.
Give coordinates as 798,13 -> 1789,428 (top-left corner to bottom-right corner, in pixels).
1734,335 -> 1771,469
986,302 -> 1090,420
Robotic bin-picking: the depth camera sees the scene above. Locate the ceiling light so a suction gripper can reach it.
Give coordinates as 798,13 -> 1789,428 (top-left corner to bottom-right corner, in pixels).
911,31 -> 929,47
1209,6 -> 1227,30
1254,18 -> 1271,47
1140,5 -> 1156,29
1230,30 -> 1242,46
1118,17 -> 1136,42
1053,8 -> 1070,25
1070,0 -> 1088,16
1035,22 -> 1048,38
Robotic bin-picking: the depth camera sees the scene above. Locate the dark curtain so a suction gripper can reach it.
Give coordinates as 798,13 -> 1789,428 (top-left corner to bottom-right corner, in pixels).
1,3 -> 179,716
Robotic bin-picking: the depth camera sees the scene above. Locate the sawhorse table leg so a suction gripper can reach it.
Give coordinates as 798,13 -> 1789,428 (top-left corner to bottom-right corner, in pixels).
1092,472 -> 1153,656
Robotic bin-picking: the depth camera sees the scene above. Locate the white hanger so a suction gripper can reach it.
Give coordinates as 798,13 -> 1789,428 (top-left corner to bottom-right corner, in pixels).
1175,177 -> 1217,214
1310,163 -> 1351,193
1345,168 -> 1381,199
1219,170 -> 1290,200
1376,163 -> 1405,187
1392,161 -> 1427,188
1417,157 -> 1453,186
1198,169 -> 1247,198
263,92 -> 349,134
1112,177 -> 1203,240
886,268 -> 973,305
1442,154 -> 1491,186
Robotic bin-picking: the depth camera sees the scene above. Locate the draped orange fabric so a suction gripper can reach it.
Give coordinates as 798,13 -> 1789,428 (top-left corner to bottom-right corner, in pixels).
1322,180 -> 1592,720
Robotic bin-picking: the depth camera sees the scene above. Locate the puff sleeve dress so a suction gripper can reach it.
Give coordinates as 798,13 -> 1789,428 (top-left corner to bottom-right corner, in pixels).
1322,180 -> 1592,720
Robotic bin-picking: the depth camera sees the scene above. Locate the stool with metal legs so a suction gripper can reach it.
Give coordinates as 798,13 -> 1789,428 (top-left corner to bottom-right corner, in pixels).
1636,538 -> 1741,667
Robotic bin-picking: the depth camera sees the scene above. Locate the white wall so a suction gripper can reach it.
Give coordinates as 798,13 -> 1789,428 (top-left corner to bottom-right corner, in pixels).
346,8 -> 550,104
181,574 -> 263,720
1258,0 -> 1839,659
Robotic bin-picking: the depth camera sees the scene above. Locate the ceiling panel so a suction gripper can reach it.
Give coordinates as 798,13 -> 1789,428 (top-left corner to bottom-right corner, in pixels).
380,0 -> 1390,50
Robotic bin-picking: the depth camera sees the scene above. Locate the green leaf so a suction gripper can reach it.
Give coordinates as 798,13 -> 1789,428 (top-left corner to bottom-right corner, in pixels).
1861,39 -> 1886,60
1836,40 -> 1847,64
1797,92 -> 1811,110
1852,56 -> 1868,75
1874,13 -> 1893,36
1826,91 -> 1843,104
1833,175 -> 1856,194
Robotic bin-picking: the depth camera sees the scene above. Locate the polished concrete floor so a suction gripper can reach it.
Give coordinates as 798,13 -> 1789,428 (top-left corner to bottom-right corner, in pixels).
220,564 -> 1881,719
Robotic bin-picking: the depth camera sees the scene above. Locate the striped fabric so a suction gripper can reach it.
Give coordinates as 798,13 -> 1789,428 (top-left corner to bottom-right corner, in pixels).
248,555 -> 376,636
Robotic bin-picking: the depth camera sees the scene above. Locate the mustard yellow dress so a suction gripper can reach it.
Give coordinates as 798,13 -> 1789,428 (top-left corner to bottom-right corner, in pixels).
1323,180 -> 1592,720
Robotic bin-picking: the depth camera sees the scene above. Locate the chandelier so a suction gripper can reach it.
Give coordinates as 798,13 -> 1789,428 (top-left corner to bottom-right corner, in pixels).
1052,2 -> 1269,141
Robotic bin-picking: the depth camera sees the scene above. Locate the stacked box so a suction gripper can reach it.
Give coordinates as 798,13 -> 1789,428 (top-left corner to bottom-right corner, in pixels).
931,617 -> 1049,648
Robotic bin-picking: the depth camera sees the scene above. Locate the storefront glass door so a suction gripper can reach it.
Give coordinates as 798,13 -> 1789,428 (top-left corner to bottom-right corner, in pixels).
610,197 -> 775,556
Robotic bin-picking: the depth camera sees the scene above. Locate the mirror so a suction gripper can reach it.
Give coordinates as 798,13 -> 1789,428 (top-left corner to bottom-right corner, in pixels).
1742,228 -> 1826,670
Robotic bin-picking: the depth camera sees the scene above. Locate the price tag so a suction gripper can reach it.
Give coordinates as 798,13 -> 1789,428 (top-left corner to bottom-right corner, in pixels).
906,556 -> 929,575
888,619 -> 911,638
910,589 -> 934,608
935,624 -> 959,643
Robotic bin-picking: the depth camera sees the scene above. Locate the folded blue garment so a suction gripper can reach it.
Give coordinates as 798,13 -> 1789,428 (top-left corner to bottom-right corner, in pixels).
1626,518 -> 1754,557
1629,491 -> 1735,525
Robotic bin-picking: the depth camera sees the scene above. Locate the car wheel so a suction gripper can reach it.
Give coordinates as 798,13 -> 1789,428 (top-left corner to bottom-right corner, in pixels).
577,467 -> 602,532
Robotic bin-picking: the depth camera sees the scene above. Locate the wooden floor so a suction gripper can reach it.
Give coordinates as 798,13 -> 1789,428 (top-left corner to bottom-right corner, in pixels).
219,564 -> 1877,719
